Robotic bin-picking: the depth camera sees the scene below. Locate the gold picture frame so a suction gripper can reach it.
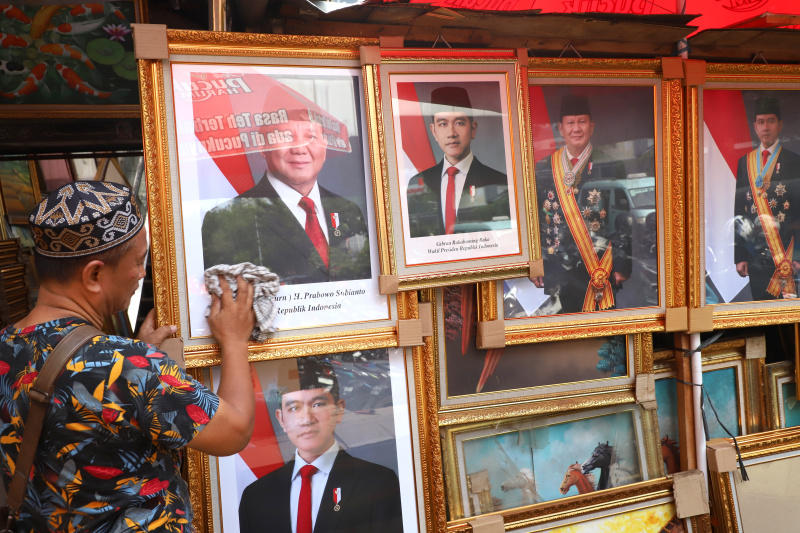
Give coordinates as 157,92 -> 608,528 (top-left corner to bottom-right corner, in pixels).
365,48 -> 536,291
425,285 -> 652,411
708,427 -> 800,533
693,64 -> 800,328
764,360 -> 800,431
440,399 -> 663,522
137,31 -> 418,366
491,58 -> 683,344
447,477 -> 710,533
0,159 -> 40,225
185,348 -> 422,533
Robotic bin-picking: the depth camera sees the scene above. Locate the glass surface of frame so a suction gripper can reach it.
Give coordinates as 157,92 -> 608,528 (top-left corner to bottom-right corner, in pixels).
441,401 -> 661,521
697,65 -> 800,328
0,1 -> 144,118
138,32 -> 410,363
432,286 -> 651,410
497,59 -> 682,343
368,49 -> 534,290
206,348 -> 419,533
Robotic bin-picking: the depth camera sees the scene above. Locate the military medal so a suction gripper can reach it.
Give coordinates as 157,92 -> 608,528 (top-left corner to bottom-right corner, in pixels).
330,213 -> 341,236
333,487 -> 341,511
777,162 -> 781,174
588,162 -> 593,175
564,171 -> 575,186
470,185 -> 475,203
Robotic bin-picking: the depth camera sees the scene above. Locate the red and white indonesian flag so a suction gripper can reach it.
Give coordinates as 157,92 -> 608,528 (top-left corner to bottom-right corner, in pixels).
395,82 -> 437,190
704,89 -> 754,302
190,72 -> 351,195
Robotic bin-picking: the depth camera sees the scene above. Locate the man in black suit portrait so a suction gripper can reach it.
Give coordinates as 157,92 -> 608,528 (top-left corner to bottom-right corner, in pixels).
734,96 -> 800,300
406,86 -> 511,237
202,84 -> 371,285
238,357 -> 403,533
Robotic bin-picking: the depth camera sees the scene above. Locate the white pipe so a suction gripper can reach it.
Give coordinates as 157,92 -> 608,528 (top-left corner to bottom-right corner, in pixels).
690,332 -> 709,491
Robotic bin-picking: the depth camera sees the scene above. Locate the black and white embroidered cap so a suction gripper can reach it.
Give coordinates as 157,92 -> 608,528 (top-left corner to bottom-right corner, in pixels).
29,182 -> 144,258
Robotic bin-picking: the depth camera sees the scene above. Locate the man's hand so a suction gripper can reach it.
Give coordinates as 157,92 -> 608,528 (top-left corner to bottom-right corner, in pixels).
136,308 -> 177,346
793,261 -> 800,275
207,275 -> 255,346
613,272 -> 629,286
531,276 -> 544,288
736,261 -> 749,278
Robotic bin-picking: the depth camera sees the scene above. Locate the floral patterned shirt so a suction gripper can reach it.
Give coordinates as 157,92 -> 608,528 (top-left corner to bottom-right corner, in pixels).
0,317 -> 219,532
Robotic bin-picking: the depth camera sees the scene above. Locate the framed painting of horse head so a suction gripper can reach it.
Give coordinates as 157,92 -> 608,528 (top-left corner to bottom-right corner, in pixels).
439,399 -> 662,522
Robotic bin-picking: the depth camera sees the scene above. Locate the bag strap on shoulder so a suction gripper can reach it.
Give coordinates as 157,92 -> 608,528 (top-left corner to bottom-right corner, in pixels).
5,325 -> 103,512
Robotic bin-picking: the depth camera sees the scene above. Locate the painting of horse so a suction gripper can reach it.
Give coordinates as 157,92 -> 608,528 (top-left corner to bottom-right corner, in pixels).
559,462 -> 596,495
581,442 -> 613,490
661,435 -> 681,475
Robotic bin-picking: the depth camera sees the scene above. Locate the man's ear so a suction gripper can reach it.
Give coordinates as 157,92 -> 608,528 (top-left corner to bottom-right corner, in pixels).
275,408 -> 286,431
81,259 -> 106,294
429,122 -> 436,137
470,120 -> 477,139
336,399 -> 346,412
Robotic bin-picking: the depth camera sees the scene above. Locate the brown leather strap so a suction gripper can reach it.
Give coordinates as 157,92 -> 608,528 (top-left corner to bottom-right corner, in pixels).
6,325 -> 102,512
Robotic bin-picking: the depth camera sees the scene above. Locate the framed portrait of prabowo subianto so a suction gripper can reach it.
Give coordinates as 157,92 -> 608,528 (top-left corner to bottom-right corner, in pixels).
708,427 -> 800,533
366,48 -> 535,291
653,337 -> 765,475
191,348 -> 422,533
137,31 -> 423,363
427,285 -> 653,410
495,59 -> 685,343
693,65 -> 800,328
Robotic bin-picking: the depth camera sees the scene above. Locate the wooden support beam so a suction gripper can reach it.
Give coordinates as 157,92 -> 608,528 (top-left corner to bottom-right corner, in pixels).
675,332 -> 697,471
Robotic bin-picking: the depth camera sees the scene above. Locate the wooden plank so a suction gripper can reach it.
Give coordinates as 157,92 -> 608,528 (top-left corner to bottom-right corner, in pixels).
675,333 -> 697,472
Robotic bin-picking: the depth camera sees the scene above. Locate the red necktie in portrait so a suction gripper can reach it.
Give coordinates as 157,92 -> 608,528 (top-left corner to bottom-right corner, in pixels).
297,464 -> 318,533
762,149 -> 770,168
298,197 -> 329,268
445,166 -> 458,234
571,157 -> 579,168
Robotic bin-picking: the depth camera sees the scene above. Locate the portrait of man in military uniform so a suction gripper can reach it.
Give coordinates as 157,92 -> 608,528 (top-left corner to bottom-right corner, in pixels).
531,93 -> 645,315
733,96 -> 800,301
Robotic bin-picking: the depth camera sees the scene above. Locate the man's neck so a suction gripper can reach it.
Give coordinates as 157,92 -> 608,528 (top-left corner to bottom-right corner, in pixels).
444,151 -> 471,167
565,144 -> 592,160
15,284 -> 104,329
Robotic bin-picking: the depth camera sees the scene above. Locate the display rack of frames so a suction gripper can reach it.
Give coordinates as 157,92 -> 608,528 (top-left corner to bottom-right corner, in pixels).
416,285 -> 712,532
137,29 -> 428,533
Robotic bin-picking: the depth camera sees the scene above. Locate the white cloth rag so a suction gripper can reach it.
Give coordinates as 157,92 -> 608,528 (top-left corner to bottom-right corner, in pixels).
203,263 -> 280,342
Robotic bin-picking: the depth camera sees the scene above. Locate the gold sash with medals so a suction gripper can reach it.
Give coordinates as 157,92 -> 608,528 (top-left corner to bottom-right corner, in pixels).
551,147 -> 615,311
746,145 -> 795,297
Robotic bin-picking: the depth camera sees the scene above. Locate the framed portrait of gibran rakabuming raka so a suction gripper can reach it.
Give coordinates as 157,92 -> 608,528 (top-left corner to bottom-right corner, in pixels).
136,30 -> 426,533
365,48 -> 536,291
691,65 -> 800,329
493,58 -> 685,343
0,0 -> 145,118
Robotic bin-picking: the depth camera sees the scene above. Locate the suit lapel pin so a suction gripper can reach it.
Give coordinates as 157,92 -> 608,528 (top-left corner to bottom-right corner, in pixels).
588,162 -> 593,175
330,213 -> 341,236
333,487 -> 341,511
469,185 -> 475,203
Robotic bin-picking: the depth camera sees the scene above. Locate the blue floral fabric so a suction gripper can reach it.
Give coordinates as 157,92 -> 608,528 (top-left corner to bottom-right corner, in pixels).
0,317 -> 219,532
